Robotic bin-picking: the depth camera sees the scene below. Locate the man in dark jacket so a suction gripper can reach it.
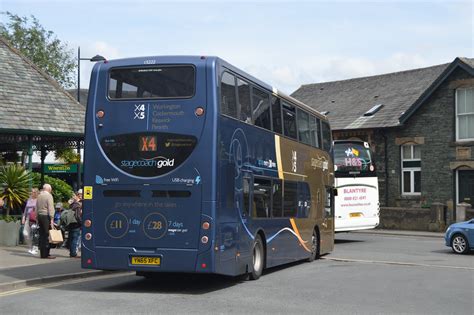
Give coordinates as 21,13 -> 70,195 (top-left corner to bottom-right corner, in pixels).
68,190 -> 82,258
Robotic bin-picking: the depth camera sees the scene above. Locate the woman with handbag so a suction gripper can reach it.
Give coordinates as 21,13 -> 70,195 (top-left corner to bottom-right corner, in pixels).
21,188 -> 39,255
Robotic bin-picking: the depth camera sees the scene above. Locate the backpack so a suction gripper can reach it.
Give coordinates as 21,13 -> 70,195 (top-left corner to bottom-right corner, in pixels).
70,201 -> 82,225
60,209 -> 77,228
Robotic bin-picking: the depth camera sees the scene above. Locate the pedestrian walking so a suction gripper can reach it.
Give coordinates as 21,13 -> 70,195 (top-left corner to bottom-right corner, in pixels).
21,188 -> 39,255
36,184 -> 56,259
68,190 -> 82,258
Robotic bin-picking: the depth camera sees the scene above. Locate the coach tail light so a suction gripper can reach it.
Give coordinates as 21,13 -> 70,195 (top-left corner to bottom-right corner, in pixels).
96,110 -> 105,118
201,236 -> 209,244
202,221 -> 210,230
84,219 -> 92,228
85,233 -> 92,241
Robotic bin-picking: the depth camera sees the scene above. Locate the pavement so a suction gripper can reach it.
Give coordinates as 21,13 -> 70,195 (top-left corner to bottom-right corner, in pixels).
0,229 -> 444,293
0,245 -> 111,293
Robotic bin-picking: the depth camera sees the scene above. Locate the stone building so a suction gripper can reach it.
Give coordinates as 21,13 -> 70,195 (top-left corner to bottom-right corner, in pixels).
292,57 -> 474,223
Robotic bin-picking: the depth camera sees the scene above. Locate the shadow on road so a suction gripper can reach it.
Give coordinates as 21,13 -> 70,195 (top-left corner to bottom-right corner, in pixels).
335,238 -> 364,244
65,260 -> 314,295
70,272 -> 241,294
431,249 -> 474,256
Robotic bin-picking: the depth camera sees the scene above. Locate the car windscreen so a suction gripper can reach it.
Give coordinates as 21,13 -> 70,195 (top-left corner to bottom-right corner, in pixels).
108,65 -> 195,99
333,142 -> 374,175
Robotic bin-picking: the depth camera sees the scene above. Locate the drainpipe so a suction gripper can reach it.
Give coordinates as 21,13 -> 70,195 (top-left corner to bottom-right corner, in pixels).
382,132 -> 389,207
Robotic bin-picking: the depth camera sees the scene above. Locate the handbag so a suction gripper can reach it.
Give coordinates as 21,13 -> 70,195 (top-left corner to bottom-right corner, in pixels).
28,208 -> 37,222
49,227 -> 64,244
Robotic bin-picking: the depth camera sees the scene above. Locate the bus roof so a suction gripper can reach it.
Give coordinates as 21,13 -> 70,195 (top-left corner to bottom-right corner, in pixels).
99,55 -> 328,122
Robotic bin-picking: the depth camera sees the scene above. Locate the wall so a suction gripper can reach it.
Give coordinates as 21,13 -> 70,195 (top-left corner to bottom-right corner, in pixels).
379,207 -> 432,231
383,67 -> 474,209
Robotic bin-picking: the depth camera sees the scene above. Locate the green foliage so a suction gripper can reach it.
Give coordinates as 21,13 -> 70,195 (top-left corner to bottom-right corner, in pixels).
0,11 -> 76,88
0,215 -> 19,222
55,148 -> 80,164
0,164 -> 31,216
31,173 -> 74,203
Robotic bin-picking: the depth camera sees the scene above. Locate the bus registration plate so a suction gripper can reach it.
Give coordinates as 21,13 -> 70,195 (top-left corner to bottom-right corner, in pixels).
131,256 -> 161,266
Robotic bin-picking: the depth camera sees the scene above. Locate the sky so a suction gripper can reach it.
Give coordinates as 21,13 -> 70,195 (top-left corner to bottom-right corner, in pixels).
0,0 -> 473,95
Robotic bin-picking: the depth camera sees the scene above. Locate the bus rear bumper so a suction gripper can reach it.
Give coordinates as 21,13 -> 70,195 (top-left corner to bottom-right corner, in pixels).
81,246 -> 213,274
335,217 -> 380,232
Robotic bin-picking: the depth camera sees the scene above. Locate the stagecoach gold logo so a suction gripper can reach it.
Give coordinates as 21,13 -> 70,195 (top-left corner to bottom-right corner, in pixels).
291,151 -> 297,173
311,156 -> 329,171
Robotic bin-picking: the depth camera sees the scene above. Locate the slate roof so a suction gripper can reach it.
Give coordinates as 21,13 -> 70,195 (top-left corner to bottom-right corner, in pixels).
66,89 -> 88,107
0,36 -> 85,136
291,57 -> 474,130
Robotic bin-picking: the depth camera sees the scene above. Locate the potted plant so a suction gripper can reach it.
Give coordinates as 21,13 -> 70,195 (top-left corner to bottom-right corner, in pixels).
0,164 -> 30,246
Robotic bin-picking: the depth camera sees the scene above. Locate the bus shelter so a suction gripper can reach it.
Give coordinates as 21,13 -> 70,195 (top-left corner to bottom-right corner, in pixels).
0,36 -> 85,190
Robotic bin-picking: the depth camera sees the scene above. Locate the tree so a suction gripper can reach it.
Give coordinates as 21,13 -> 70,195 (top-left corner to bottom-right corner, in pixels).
0,11 -> 76,88
55,147 -> 80,164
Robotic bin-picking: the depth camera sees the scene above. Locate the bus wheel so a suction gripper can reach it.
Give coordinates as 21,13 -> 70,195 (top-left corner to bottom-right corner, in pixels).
307,229 -> 320,262
249,234 -> 264,280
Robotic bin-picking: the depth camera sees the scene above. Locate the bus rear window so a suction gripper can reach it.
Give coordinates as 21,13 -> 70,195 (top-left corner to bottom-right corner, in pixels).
333,142 -> 374,175
109,66 -> 195,99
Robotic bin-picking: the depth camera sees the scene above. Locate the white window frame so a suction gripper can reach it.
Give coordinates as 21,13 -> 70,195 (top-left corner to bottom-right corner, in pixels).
401,144 -> 421,196
455,87 -> 474,142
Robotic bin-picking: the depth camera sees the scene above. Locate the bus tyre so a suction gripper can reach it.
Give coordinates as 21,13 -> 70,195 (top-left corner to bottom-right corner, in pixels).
307,229 -> 320,262
249,235 -> 264,280
451,234 -> 469,254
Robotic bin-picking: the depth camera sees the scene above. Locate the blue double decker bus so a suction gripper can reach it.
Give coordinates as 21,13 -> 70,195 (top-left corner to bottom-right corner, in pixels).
82,56 -> 334,280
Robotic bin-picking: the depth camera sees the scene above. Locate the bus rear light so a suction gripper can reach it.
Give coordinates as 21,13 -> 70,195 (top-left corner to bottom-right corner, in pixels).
85,233 -> 92,240
202,222 -> 210,230
201,236 -> 209,244
96,110 -> 105,118
84,220 -> 92,228
87,258 -> 92,265
195,107 -> 204,116
201,263 -> 207,268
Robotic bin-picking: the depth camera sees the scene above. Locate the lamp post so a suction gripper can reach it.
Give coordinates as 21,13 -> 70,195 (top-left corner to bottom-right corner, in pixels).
77,46 -> 105,104
76,47 -> 105,191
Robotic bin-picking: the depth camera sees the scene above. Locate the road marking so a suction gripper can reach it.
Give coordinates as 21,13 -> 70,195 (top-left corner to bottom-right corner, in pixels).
323,257 -> 474,271
0,272 -> 133,297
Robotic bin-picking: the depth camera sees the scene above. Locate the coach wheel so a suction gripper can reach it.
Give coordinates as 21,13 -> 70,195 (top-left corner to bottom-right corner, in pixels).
307,229 -> 320,262
451,234 -> 469,254
249,234 -> 264,280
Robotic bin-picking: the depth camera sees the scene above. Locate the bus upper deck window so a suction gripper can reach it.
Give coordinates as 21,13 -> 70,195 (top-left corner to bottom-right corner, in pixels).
221,72 -> 237,118
282,103 -> 297,140
237,79 -> 252,124
108,66 -> 195,100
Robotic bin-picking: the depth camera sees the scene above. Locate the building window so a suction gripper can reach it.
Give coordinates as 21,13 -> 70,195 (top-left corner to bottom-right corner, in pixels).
456,88 -> 474,141
401,144 -> 421,195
